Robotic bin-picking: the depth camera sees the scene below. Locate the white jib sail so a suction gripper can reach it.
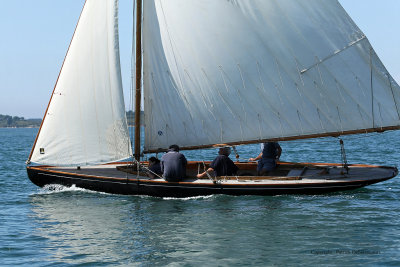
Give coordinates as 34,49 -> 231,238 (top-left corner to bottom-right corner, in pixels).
31,0 -> 131,166
142,0 -> 400,152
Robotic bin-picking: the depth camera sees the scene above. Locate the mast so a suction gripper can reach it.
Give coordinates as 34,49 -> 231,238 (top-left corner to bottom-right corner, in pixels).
134,0 -> 142,160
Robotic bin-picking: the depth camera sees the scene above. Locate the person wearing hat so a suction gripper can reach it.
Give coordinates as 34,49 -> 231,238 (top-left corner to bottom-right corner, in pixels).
197,147 -> 238,178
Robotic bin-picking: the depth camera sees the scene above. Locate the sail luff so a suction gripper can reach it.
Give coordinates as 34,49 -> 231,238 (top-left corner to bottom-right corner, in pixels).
28,0 -> 89,162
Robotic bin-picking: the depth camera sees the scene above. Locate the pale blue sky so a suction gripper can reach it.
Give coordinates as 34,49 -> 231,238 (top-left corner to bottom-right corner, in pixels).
0,0 -> 399,118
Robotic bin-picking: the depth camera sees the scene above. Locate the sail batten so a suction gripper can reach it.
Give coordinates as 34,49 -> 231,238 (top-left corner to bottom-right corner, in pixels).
142,0 -> 400,152
31,0 -> 131,166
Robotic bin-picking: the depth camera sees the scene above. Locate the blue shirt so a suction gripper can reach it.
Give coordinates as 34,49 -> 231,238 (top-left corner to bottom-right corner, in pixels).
261,142 -> 281,159
161,151 -> 187,181
210,155 -> 238,176
148,162 -> 162,175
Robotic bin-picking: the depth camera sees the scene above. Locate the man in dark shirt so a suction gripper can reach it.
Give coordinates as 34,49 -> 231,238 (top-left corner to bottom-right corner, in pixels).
197,147 -> 238,178
147,157 -> 162,179
249,142 -> 282,175
161,144 -> 187,182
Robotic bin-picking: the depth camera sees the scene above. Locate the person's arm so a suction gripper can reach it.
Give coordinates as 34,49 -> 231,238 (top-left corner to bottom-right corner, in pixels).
197,167 -> 214,178
233,162 -> 239,174
148,172 -> 156,179
276,145 -> 282,160
249,152 -> 262,162
160,159 -> 164,173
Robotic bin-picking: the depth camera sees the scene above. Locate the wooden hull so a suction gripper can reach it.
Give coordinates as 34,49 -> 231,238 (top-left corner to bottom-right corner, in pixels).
26,162 -> 398,198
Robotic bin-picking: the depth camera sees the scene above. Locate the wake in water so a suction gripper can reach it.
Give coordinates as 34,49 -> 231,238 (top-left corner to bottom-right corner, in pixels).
33,185 -> 215,200
162,195 -> 215,201
34,184 -> 104,195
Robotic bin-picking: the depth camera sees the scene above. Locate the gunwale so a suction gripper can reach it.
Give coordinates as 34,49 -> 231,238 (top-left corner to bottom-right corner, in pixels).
26,161 -> 397,197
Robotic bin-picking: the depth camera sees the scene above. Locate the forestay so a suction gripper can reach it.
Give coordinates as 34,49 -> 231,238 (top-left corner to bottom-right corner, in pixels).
142,0 -> 400,153
31,0 -> 131,166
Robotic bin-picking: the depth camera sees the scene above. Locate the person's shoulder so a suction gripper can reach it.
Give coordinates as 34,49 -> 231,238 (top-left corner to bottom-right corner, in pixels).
214,154 -> 226,160
227,156 -> 236,164
161,152 -> 170,159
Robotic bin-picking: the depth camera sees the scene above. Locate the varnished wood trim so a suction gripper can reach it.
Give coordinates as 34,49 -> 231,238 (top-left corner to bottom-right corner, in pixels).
27,161 -> 396,187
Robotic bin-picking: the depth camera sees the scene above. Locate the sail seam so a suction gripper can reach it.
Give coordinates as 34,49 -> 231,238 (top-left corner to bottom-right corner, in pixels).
300,36 -> 366,75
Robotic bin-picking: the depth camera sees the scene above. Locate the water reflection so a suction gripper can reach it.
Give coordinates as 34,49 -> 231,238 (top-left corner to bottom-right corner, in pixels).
28,185 -> 400,266
26,130 -> 400,265
30,192 -> 132,264
29,190 -> 289,265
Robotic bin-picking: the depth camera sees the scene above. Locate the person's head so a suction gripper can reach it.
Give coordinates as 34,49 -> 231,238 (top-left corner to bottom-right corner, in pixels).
148,157 -> 160,166
168,144 -> 180,152
219,147 -> 231,156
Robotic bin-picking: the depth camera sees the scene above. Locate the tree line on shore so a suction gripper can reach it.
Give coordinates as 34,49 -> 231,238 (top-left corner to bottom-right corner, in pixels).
0,111 -> 143,128
0,114 -> 41,128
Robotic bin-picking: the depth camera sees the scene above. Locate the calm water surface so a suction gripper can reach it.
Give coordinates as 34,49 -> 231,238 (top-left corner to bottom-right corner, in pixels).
1,128 -> 400,266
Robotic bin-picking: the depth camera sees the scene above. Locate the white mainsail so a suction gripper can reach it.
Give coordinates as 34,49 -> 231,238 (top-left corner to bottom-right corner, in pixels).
31,0 -> 131,166
142,0 -> 400,153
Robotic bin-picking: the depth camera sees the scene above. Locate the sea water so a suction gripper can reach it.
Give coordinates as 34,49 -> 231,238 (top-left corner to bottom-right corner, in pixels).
1,128 -> 400,266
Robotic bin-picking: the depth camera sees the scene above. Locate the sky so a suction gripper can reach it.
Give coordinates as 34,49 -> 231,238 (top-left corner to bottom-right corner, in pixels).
0,0 -> 399,119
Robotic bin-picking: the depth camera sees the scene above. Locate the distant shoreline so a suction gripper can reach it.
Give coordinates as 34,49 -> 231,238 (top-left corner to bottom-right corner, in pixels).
1,111 -> 142,128
0,127 -> 40,129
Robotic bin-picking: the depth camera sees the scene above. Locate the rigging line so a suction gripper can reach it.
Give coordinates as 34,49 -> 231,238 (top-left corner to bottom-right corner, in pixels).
334,79 -> 346,105
311,53 -> 373,129
363,46 -> 397,122
236,64 -> 249,125
90,14 -> 102,164
134,0 -> 142,160
370,48 -> 375,128
218,66 -> 244,141
165,70 -> 199,140
129,0 -> 136,159
357,104 -> 367,127
337,106 -> 344,133
255,62 -> 282,134
258,59 -> 305,135
202,161 -> 216,182
278,132 -> 370,145
183,69 -> 219,141
331,43 -> 370,100
387,74 -> 400,120
272,59 -> 309,135
201,69 -> 238,123
294,58 -> 305,86
378,103 -> 384,129
150,73 -> 176,138
339,139 -> 349,174
159,1 -> 185,91
104,1 -> 118,161
135,160 -> 163,179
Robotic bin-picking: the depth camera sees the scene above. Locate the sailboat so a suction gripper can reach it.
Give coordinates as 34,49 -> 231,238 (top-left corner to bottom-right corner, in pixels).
27,0 -> 399,197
